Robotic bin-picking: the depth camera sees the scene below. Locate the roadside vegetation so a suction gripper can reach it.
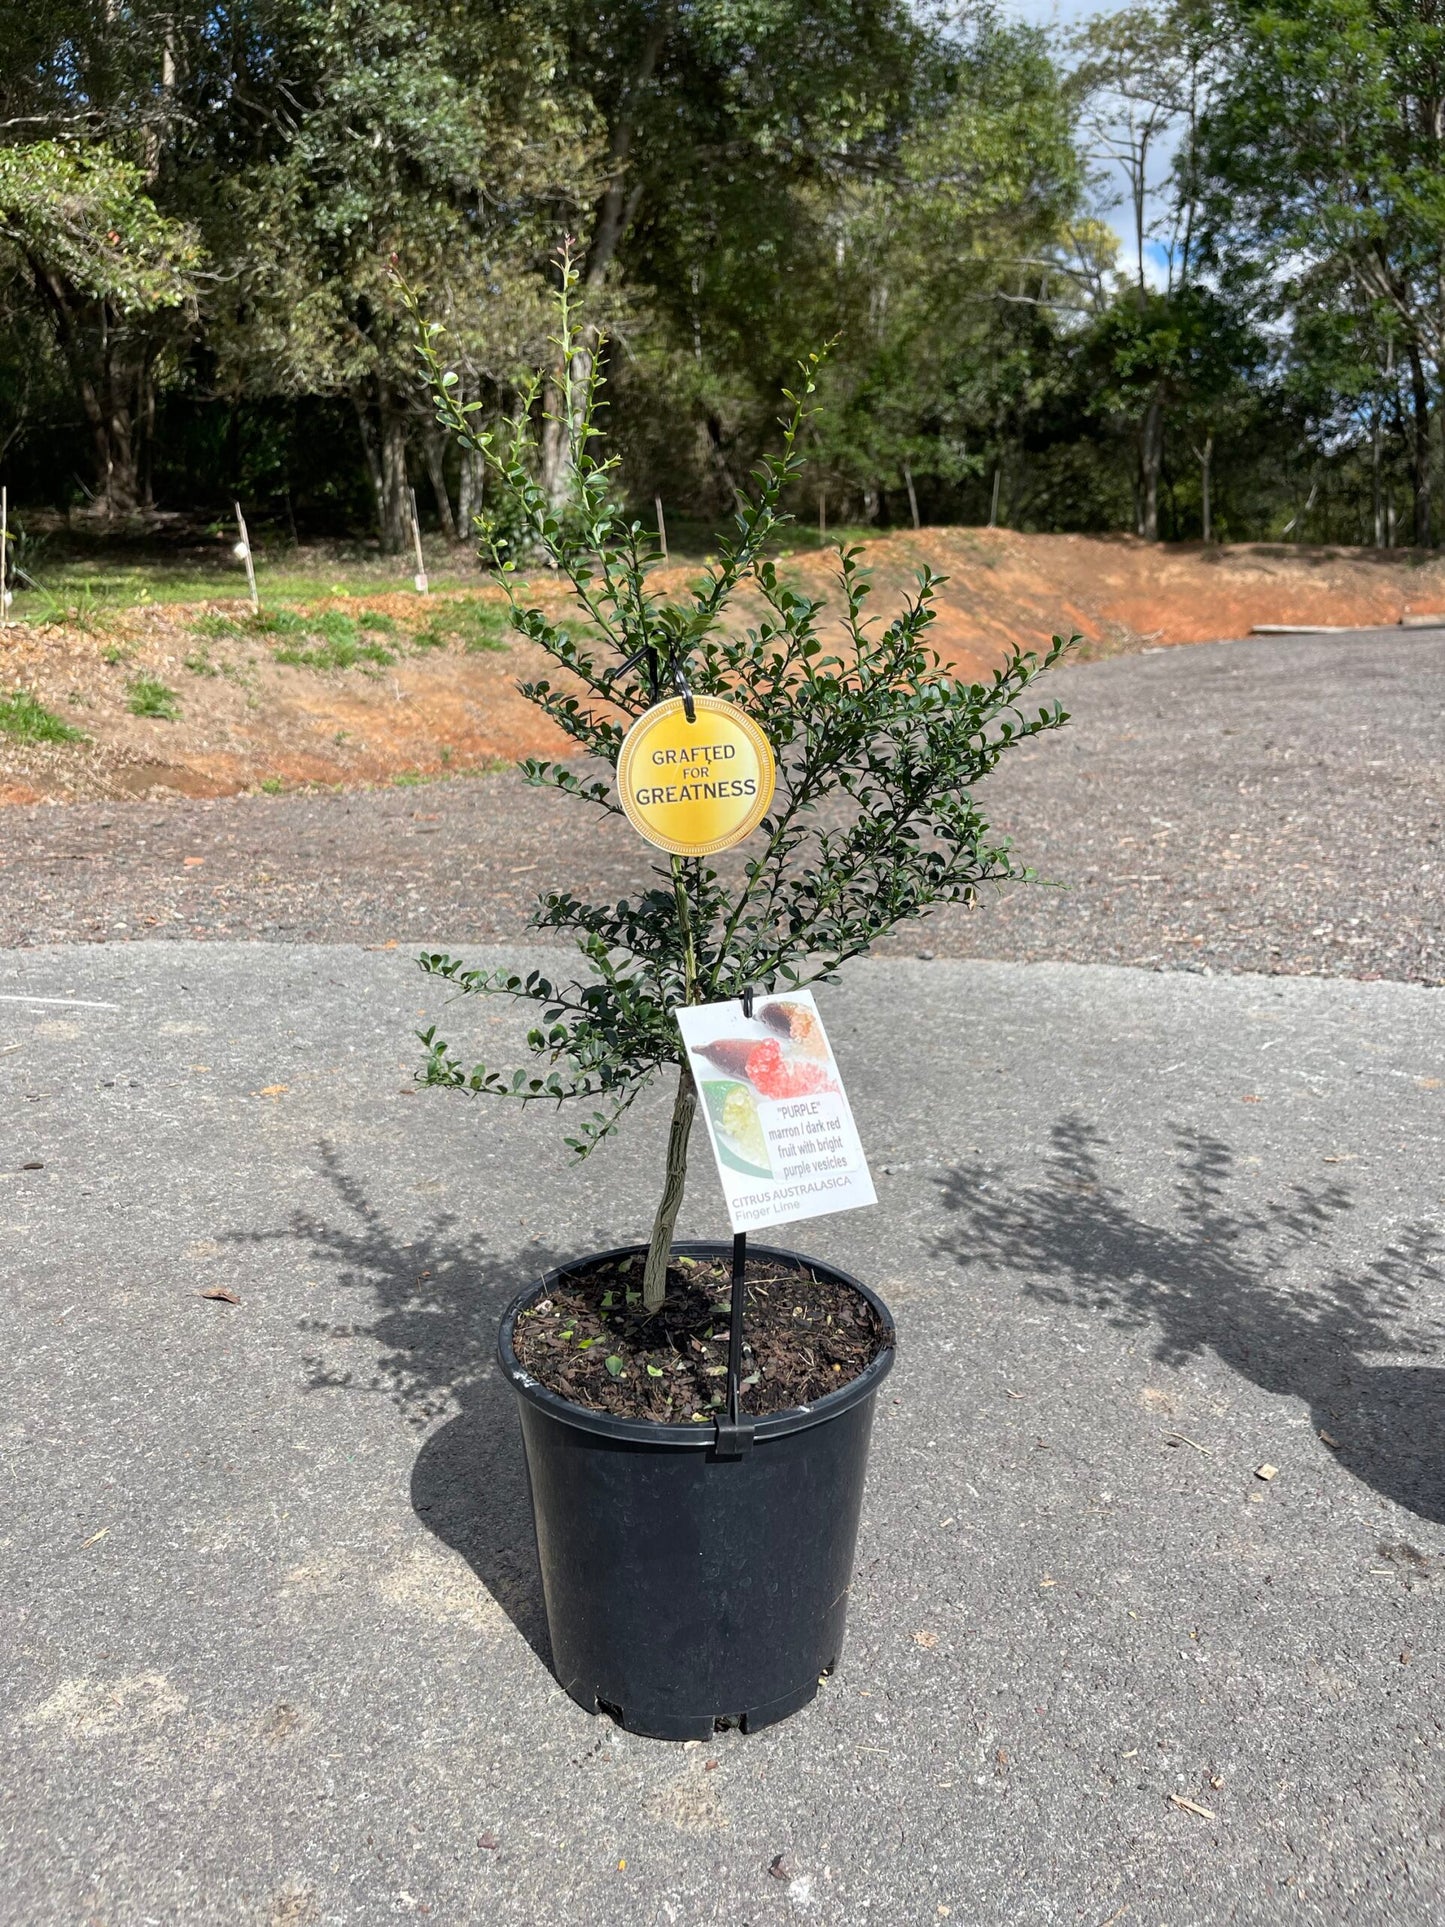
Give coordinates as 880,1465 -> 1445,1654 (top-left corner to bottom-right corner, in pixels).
6,0 -> 1439,569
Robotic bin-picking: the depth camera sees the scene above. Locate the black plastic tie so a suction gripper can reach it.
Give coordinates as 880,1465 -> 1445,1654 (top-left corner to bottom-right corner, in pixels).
713,1411 -> 754,1458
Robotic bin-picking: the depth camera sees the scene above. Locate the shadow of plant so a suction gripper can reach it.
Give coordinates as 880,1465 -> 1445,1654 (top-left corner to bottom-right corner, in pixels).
232,1142 -> 567,1664
934,1116 -> 1445,1525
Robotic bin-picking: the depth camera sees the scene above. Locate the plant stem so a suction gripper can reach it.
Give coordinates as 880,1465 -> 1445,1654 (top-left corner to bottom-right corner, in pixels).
642,1062 -> 696,1310
672,856 -> 699,998
641,857 -> 702,1311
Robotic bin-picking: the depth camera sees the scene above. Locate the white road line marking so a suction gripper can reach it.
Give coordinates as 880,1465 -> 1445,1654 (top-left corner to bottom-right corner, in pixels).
0,995 -> 122,1010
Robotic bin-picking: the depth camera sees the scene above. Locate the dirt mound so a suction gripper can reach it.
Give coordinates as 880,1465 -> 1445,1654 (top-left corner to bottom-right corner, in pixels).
3,531 -> 1441,803
766,528 -> 1445,676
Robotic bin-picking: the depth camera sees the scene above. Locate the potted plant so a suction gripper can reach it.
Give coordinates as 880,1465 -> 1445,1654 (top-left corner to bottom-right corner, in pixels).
405,255 -> 1072,1740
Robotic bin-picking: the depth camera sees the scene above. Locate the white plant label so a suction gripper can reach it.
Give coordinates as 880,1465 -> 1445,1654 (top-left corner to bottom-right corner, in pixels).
674,989 -> 877,1233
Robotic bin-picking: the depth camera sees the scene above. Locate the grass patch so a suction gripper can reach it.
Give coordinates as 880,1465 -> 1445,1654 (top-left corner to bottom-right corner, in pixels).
190,612 -> 243,639
101,642 -> 134,666
0,688 -> 86,744
183,646 -> 220,677
359,610 -> 398,634
259,776 -> 286,794
271,609 -> 397,670
253,607 -> 308,635
274,639 -> 395,671
193,606 -> 307,641
412,596 -> 509,653
127,676 -> 181,720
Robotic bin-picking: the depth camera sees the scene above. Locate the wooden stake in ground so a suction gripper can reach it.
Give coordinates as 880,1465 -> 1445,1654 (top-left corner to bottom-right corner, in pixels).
989,466 -> 1001,528
409,487 -> 428,594
654,494 -> 668,562
818,491 -> 827,542
233,501 -> 259,614
903,463 -> 921,531
0,486 -> 9,628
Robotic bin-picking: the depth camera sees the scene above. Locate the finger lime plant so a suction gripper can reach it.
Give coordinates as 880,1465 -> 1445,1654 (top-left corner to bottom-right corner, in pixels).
406,252 -> 1073,1740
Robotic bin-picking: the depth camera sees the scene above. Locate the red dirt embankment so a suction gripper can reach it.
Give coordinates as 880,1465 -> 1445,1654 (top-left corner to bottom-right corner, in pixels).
789,528 -> 1445,681
3,531 -> 1442,804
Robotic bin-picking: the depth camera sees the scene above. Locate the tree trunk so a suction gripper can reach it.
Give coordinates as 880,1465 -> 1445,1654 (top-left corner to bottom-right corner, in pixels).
138,344 -> 157,510
538,374 -> 572,512
33,269 -> 145,515
1372,404 -> 1384,547
1195,432 -> 1213,542
457,442 -> 483,542
379,397 -> 410,554
1139,393 -> 1164,541
353,384 -> 411,553
642,1064 -> 696,1311
536,13 -> 669,512
422,427 -> 458,543
705,412 -> 745,511
585,12 -> 668,289
1407,340 -> 1432,546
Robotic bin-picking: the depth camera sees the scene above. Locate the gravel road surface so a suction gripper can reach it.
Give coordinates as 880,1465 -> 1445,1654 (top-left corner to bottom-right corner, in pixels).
2,944 -> 1443,1925
2,628 -> 1441,983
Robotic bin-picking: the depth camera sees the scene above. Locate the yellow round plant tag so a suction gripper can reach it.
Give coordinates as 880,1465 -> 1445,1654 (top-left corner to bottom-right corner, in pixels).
616,694 -> 776,857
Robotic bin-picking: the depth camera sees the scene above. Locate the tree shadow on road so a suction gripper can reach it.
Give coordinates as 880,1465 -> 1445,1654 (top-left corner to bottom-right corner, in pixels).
934,1117 -> 1445,1526
231,1142 -> 563,1667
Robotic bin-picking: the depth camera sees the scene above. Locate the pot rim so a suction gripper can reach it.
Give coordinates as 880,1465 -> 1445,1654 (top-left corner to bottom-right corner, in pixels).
497,1238 -> 895,1447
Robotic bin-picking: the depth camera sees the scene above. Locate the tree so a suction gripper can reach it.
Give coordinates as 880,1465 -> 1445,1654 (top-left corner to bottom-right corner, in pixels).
519,0 -> 931,502
0,142 -> 201,514
1070,5 -> 1215,297
1082,282 -> 1258,539
207,0 -> 593,551
803,19 -> 1107,527
1191,0 -> 1445,545
407,254 -> 1073,1308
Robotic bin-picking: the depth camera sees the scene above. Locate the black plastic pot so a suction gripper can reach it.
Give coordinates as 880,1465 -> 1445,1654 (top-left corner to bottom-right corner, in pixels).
498,1239 -> 895,1741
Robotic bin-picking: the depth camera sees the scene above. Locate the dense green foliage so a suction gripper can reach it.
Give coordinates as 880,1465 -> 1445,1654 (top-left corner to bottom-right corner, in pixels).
410,257 -> 1071,1300
1,1 -> 1442,548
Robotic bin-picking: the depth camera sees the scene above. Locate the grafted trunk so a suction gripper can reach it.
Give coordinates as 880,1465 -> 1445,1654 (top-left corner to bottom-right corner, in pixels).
642,1064 -> 696,1311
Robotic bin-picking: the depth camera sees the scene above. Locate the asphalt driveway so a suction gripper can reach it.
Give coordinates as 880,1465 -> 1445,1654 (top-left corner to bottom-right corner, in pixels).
2,941 -> 1442,1925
